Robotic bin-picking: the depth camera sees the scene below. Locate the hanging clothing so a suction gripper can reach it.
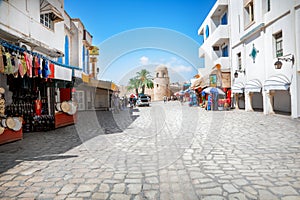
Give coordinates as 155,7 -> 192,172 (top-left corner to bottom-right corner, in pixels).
24,52 -> 33,78
4,52 -> 13,75
33,56 -> 40,77
48,62 -> 55,79
19,54 -> 27,78
42,59 -> 50,78
38,58 -> 43,77
18,55 -> 24,78
0,45 -> 5,73
13,53 -> 19,78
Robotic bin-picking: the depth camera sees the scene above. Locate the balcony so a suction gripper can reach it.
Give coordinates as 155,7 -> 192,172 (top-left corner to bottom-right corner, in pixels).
83,30 -> 93,46
214,57 -> 230,70
211,0 -> 228,18
210,25 -> 229,46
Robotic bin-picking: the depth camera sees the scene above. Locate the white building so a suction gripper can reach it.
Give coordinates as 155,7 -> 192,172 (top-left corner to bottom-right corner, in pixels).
199,0 -> 300,118
198,0 -> 230,76
0,0 -> 64,57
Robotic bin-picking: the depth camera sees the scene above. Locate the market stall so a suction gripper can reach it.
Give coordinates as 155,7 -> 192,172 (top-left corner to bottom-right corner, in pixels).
0,39 -> 79,145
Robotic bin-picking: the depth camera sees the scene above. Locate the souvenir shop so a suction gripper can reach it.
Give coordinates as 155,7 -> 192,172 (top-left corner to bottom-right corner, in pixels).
0,39 -> 77,145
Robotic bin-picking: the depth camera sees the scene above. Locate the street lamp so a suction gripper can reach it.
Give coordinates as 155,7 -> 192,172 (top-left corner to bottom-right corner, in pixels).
234,69 -> 246,78
274,55 -> 295,69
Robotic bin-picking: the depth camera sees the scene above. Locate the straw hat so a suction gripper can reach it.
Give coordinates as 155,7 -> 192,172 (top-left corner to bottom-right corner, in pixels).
0,87 -> 5,94
0,99 -> 5,105
0,126 -> 4,135
12,117 -> 22,131
6,117 -> 16,129
61,101 -> 71,113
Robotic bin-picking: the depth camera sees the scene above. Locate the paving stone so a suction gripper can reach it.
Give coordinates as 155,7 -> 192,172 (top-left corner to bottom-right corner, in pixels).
258,189 -> 279,200
144,190 -> 158,199
127,184 -> 142,194
269,186 -> 298,196
76,184 -> 97,193
92,192 -> 109,199
112,183 -> 125,193
110,194 -> 131,200
58,184 -> 76,195
223,184 -> 239,193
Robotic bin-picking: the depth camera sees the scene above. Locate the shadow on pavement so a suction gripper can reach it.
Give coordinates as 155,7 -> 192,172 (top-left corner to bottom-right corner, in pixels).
0,109 -> 139,174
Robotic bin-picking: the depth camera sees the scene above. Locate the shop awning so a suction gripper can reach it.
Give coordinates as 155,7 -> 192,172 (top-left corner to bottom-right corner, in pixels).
245,79 -> 262,93
232,82 -> 245,93
54,65 -> 72,81
190,77 -> 202,89
40,0 -> 64,22
264,74 -> 291,91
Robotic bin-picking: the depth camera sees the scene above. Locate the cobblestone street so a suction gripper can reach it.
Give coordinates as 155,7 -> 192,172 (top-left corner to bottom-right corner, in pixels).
0,101 -> 300,199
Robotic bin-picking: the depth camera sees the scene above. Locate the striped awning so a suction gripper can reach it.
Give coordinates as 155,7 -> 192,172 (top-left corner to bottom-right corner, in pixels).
232,82 -> 245,93
245,79 -> 262,93
264,74 -> 291,91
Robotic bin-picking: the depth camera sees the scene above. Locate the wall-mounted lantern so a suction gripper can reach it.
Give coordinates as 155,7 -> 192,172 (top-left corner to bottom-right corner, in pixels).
234,69 -> 246,78
274,55 -> 295,69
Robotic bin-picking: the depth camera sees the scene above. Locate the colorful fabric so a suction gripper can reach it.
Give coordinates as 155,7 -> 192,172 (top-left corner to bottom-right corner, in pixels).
4,52 -> 13,74
18,55 -> 25,78
0,45 -> 4,73
48,62 -> 55,79
33,56 -> 40,77
20,54 -> 27,77
24,52 -> 33,78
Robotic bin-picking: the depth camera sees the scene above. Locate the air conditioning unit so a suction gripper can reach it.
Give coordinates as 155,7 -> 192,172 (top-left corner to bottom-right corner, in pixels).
18,42 -> 31,51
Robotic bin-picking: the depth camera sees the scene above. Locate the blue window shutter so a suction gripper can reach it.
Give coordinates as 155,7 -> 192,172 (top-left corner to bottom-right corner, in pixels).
222,46 -> 228,57
221,13 -> 227,25
205,25 -> 209,38
64,35 -> 69,65
82,46 -> 85,73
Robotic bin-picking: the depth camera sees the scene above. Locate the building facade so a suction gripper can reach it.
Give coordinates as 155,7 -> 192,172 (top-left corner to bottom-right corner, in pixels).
199,0 -> 300,118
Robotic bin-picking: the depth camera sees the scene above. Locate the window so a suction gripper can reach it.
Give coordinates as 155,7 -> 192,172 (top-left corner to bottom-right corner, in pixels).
244,0 -> 254,28
267,0 -> 271,12
222,45 -> 228,57
205,25 -> 209,39
40,13 -> 53,29
221,12 -> 228,25
237,52 -> 242,70
274,31 -> 283,57
156,72 -> 159,78
213,46 -> 220,51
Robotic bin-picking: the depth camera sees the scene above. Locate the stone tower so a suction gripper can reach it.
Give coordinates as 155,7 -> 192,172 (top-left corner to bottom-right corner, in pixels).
153,65 -> 170,101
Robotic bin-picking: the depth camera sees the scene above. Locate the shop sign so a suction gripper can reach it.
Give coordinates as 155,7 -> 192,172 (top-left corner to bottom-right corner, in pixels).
111,82 -> 118,91
209,74 -> 217,87
89,46 -> 99,56
82,73 -> 90,83
54,65 -> 72,81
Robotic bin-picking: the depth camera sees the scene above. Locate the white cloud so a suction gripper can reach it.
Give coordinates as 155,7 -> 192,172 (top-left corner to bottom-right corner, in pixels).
172,65 -> 194,73
139,56 -> 149,65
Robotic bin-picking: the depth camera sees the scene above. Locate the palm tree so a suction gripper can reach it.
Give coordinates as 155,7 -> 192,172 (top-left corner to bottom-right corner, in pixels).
136,69 -> 153,94
127,77 -> 139,95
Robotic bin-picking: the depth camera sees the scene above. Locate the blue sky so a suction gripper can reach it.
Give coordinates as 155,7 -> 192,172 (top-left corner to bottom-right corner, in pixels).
64,0 -> 216,84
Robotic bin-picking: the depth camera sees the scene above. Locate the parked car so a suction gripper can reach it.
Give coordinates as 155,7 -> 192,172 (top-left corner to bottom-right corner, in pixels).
136,94 -> 150,106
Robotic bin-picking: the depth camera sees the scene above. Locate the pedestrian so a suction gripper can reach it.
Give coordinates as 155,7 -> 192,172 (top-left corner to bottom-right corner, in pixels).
113,93 -> 120,113
163,96 -> 167,103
